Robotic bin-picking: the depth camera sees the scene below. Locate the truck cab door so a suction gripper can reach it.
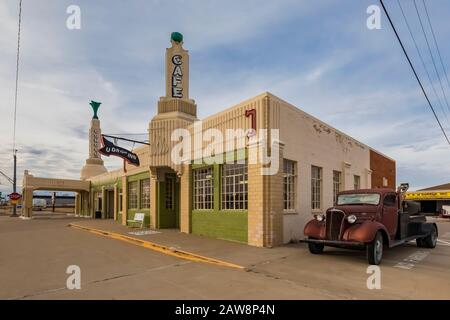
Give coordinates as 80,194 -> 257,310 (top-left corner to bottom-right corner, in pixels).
382,193 -> 398,237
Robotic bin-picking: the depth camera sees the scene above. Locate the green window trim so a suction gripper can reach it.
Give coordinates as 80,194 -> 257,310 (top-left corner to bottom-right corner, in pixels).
128,181 -> 138,209
126,171 -> 151,211
191,157 -> 248,213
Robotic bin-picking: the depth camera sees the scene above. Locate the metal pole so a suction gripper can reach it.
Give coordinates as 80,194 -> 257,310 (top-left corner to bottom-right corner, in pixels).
11,150 -> 18,217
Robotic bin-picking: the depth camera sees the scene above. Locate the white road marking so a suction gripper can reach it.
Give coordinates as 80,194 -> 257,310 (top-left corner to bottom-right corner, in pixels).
128,230 -> 161,236
394,250 -> 430,270
441,232 -> 450,239
437,239 -> 450,246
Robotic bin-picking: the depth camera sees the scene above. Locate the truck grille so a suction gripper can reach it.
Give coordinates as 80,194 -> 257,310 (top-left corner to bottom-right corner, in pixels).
326,210 -> 344,240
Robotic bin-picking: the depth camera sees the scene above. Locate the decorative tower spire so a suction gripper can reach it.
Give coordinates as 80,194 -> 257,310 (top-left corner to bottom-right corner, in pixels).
80,100 -> 107,180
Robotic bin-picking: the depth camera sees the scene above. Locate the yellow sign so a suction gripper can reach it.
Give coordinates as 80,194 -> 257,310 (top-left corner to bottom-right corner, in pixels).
406,191 -> 450,200
10,199 -> 19,205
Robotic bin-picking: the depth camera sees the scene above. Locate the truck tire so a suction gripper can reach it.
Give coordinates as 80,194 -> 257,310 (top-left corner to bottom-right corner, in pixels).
421,225 -> 437,248
308,241 -> 324,254
416,237 -> 425,247
367,231 -> 383,265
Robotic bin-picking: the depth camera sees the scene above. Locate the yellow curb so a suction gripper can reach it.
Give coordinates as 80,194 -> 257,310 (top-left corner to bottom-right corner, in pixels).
68,223 -> 245,270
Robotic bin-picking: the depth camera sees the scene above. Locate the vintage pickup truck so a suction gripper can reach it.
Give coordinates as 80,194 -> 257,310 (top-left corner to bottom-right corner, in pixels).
303,183 -> 438,265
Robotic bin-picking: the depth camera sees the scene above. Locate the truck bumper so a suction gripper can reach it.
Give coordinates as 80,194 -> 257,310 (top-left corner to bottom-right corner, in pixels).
301,238 -> 366,249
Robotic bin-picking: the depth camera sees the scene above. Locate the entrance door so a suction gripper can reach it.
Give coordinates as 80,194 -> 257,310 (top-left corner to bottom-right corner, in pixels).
158,173 -> 179,228
107,190 -> 114,219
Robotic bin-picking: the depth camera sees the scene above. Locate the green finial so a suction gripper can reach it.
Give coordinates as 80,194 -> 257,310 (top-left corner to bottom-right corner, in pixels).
89,100 -> 101,119
171,32 -> 183,43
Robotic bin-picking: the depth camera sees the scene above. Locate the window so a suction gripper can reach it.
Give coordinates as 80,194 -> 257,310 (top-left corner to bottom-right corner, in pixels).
165,176 -> 174,209
283,160 -> 296,211
118,188 -> 123,212
383,193 -> 396,206
333,171 -> 342,205
338,193 -> 380,205
311,166 -> 322,210
193,167 -> 214,210
140,179 -> 150,209
354,175 -> 361,190
96,192 -> 102,211
383,177 -> 388,187
222,163 -> 248,210
128,181 -> 138,209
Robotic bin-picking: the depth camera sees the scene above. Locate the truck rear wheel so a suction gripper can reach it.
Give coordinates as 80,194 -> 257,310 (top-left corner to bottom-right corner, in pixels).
416,237 -> 425,247
422,225 -> 437,248
367,231 -> 383,265
308,241 -> 324,254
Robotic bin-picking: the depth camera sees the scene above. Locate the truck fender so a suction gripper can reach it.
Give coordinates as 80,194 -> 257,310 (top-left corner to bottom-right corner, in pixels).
421,222 -> 438,236
342,221 -> 390,244
304,219 -> 326,239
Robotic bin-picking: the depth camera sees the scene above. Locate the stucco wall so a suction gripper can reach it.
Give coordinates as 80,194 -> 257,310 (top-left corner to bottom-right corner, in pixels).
272,95 -> 372,243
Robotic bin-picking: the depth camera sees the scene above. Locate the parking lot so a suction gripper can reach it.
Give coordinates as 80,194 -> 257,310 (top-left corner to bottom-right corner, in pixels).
0,211 -> 449,299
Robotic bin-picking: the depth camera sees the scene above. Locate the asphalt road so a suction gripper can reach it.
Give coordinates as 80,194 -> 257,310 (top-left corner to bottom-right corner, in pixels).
0,212 -> 449,299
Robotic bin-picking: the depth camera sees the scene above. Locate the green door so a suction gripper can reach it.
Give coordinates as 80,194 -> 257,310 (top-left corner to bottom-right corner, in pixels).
158,173 -> 179,228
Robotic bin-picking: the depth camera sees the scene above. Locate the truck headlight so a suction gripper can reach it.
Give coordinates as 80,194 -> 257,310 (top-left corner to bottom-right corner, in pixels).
347,214 -> 357,224
315,214 -> 325,222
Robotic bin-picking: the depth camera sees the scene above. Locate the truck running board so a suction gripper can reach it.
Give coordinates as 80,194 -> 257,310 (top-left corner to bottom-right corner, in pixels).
389,235 -> 425,248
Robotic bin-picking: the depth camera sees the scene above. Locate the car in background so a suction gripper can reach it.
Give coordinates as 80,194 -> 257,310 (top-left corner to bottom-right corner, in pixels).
442,205 -> 450,218
32,198 -> 47,211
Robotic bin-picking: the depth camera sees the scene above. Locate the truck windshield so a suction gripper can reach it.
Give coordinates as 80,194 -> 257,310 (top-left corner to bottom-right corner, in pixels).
337,193 -> 380,205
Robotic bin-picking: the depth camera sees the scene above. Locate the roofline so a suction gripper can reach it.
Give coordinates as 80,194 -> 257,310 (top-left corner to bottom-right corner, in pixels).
263,92 -> 395,162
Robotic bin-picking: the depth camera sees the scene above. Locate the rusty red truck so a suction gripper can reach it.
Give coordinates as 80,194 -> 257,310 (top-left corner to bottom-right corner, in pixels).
303,183 -> 438,265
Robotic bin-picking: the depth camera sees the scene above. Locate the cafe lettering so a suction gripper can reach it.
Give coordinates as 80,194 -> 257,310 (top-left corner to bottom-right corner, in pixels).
172,54 -> 183,98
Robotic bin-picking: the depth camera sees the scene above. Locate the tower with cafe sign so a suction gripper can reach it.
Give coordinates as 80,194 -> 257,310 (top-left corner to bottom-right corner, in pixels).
149,32 -> 198,175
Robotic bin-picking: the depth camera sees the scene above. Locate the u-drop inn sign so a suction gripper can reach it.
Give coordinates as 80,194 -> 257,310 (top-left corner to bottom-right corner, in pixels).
167,32 -> 189,99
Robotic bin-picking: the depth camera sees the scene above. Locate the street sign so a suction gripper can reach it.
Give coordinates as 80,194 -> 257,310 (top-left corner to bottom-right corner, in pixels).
9,192 -> 21,201
11,199 -> 19,205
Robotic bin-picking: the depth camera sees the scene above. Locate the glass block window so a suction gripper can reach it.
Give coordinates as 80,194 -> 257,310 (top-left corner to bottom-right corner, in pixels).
118,188 -> 123,212
221,163 -> 248,210
128,181 -> 138,209
354,175 -> 361,190
283,159 -> 296,210
165,176 -> 174,209
311,166 -> 322,210
193,167 -> 214,210
333,170 -> 342,205
140,178 -> 150,209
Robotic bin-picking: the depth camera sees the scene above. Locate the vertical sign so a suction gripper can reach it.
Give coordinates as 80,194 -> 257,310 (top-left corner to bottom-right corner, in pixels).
245,109 -> 257,137
172,55 -> 183,98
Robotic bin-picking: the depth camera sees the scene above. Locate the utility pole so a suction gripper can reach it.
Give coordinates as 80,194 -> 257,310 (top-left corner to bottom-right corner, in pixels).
11,150 -> 18,217
0,161 -> 17,216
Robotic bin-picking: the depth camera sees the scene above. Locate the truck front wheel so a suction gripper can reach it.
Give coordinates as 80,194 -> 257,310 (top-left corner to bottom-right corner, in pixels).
422,226 -> 437,248
367,231 -> 383,265
308,240 -> 324,254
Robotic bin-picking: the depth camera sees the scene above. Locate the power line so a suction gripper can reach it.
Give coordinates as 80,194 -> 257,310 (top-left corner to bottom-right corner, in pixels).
396,0 -> 450,128
102,134 -> 150,146
379,0 -> 450,145
421,0 -> 450,91
412,0 -> 450,116
12,0 -> 22,154
103,133 -> 148,136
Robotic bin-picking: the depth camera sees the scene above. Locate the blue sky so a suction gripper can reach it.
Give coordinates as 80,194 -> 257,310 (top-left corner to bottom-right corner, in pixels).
1,0 -> 450,195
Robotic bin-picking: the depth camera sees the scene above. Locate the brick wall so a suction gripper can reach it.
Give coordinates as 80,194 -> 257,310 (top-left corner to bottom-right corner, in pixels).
370,149 -> 396,189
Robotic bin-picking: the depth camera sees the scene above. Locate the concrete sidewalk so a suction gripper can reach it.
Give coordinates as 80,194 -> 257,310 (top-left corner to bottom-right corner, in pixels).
68,219 -> 304,268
